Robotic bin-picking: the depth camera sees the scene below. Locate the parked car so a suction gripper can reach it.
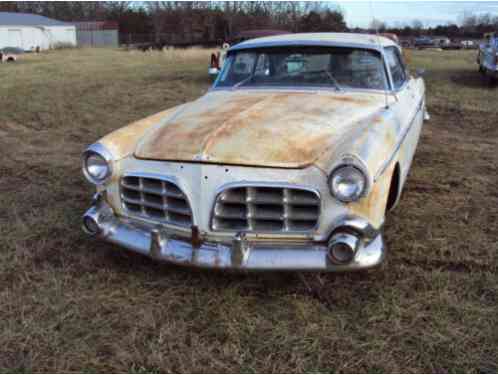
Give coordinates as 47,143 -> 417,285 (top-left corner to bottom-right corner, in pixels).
461,40 -> 476,49
82,33 -> 428,272
0,47 -> 23,62
414,36 -> 434,48
477,33 -> 498,83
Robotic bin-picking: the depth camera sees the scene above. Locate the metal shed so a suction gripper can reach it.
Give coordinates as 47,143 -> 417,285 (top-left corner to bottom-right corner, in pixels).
74,21 -> 119,47
0,12 -> 77,51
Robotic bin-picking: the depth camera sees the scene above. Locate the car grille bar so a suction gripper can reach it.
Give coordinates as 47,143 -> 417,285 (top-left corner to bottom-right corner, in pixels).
212,186 -> 320,233
120,175 -> 192,227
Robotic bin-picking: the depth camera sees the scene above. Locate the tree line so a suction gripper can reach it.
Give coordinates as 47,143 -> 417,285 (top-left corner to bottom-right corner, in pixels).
1,1 -> 496,44
369,13 -> 498,39
0,1 -> 346,44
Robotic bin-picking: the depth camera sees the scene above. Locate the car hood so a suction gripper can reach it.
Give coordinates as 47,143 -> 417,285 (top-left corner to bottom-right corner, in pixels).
135,90 -> 387,168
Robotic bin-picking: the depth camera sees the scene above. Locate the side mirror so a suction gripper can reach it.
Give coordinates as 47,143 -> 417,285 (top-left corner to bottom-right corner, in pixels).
414,68 -> 426,78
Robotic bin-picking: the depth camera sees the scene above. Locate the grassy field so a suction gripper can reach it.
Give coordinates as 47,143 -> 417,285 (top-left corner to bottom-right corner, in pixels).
1,47 -> 497,373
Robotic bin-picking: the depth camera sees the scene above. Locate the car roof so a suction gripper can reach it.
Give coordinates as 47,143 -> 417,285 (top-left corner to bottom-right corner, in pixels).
229,32 -> 398,52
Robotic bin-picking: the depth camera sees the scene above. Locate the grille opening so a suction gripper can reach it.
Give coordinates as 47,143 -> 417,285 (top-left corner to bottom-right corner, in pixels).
120,175 -> 192,227
166,183 -> 183,197
252,204 -> 284,219
125,202 -> 141,212
250,187 -> 283,203
145,207 -> 165,219
289,205 -> 319,220
169,212 -> 191,226
215,203 -> 247,218
168,197 -> 190,212
253,219 -> 284,231
144,193 -> 163,206
214,218 -> 248,230
288,220 -> 317,231
123,176 -> 140,186
142,178 -> 162,191
288,189 -> 320,205
122,188 -> 140,200
220,187 -> 246,203
213,186 -> 320,233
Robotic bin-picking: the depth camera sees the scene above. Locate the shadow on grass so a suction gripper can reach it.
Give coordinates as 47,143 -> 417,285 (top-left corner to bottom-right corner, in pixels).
447,69 -> 498,89
88,241 -> 386,308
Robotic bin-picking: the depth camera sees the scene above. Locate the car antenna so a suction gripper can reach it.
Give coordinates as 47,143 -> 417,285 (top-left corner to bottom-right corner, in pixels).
370,0 -> 390,110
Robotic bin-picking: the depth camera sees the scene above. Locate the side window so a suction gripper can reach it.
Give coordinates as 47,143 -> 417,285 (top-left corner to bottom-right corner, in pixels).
385,47 -> 407,90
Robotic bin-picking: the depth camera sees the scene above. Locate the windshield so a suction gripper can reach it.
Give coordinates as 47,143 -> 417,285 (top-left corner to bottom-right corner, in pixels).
215,46 -> 388,91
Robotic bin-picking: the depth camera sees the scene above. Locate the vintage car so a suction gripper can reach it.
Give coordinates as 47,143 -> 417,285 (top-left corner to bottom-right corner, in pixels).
478,33 -> 498,83
82,33 -> 428,272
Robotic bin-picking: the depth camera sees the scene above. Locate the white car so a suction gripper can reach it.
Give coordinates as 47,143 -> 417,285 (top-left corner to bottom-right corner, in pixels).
82,33 -> 428,272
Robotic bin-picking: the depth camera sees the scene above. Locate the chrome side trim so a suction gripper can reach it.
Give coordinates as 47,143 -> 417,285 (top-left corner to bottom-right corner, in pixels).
374,98 -> 424,181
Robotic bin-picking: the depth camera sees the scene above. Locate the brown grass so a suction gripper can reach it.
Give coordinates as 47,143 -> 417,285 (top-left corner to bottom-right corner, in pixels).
0,48 -> 497,373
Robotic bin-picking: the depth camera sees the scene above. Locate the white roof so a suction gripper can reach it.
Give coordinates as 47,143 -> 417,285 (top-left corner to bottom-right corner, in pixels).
230,32 -> 397,51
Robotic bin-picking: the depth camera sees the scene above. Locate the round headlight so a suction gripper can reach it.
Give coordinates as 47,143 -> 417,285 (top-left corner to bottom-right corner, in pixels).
329,165 -> 367,202
82,144 -> 112,185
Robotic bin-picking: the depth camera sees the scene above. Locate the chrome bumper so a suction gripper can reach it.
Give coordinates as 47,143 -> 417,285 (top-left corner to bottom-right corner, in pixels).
82,202 -> 386,272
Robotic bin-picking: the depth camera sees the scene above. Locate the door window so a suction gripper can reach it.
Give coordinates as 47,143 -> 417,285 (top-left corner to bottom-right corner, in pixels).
385,47 -> 407,90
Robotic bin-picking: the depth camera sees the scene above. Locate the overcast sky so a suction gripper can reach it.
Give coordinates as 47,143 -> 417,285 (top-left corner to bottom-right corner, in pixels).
335,1 -> 498,28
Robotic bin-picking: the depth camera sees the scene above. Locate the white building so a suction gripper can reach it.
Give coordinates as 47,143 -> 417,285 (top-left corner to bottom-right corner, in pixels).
0,12 -> 76,51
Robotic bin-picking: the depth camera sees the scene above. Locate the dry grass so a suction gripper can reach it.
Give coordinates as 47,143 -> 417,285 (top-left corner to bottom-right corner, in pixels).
0,48 -> 497,373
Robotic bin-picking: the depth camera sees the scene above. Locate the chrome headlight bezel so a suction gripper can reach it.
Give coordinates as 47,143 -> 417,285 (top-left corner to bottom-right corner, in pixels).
82,143 -> 113,185
328,157 -> 369,203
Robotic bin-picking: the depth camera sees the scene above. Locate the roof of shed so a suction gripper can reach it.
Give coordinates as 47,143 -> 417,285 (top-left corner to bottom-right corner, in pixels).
0,12 -> 73,27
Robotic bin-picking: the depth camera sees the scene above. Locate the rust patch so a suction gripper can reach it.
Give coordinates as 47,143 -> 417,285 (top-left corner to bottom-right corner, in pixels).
136,91 -> 385,168
137,94 -> 263,160
100,107 -> 179,160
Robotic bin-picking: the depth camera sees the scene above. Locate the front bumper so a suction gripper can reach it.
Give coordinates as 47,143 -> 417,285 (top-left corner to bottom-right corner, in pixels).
82,200 -> 386,272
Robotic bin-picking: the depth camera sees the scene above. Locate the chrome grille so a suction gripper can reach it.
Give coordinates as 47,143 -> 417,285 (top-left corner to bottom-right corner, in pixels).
120,175 -> 192,227
212,186 -> 320,232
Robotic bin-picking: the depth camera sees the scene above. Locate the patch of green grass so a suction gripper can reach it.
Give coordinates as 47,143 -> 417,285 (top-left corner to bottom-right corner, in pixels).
0,48 -> 497,372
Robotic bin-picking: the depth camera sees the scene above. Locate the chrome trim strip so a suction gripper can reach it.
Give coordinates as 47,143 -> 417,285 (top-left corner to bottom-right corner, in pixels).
374,98 -> 425,181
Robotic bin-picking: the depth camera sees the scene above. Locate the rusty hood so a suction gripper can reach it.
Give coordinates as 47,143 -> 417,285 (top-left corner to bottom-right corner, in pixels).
134,90 -> 386,168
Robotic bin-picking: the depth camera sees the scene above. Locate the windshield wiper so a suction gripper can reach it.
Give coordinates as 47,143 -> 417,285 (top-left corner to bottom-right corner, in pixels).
307,70 -> 342,91
233,74 -> 255,89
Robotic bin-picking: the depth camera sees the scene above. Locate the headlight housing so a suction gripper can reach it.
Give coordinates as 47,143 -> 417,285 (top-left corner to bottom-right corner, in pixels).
82,144 -> 113,185
329,165 -> 367,202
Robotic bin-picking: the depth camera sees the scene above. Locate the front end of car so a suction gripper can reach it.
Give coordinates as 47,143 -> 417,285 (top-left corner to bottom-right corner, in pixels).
81,143 -> 386,272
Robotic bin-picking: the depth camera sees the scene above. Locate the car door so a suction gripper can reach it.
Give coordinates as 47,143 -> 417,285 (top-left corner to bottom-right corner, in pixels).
385,46 -> 425,187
